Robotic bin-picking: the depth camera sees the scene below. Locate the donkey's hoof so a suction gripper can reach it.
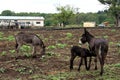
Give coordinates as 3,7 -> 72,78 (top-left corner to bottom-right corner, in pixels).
100,72 -> 103,76
32,55 -> 37,58
95,67 -> 97,70
86,68 -> 90,71
77,69 -> 80,71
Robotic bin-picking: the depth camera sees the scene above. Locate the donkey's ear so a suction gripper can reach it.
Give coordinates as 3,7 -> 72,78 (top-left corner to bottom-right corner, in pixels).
84,28 -> 89,35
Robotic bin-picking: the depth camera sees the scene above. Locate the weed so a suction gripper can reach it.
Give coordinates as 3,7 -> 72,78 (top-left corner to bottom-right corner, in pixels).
116,43 -> 120,47
6,35 -> 15,41
109,42 -> 114,45
19,45 -> 32,57
56,43 -> 67,48
0,51 -> 7,56
103,35 -> 109,39
20,45 -> 31,52
111,29 -> 116,32
46,52 -> 55,56
66,33 -> 73,39
16,67 -> 33,74
0,32 -> 4,40
47,45 -> 56,50
9,49 -> 16,54
0,68 -> 6,73
114,63 -> 120,67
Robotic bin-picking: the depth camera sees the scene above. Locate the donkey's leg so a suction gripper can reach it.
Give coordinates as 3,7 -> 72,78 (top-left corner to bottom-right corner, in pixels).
16,44 -> 21,53
70,55 -> 76,71
94,57 -> 98,70
32,46 -> 36,56
98,55 -> 104,76
84,57 -> 89,70
88,57 -> 92,70
99,53 -> 107,76
78,57 -> 83,71
40,46 -> 45,55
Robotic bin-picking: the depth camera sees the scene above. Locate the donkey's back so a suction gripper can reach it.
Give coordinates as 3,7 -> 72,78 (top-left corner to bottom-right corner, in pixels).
15,32 -> 45,55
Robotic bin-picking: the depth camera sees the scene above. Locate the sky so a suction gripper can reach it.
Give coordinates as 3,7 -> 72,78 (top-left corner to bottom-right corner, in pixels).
0,0 -> 107,13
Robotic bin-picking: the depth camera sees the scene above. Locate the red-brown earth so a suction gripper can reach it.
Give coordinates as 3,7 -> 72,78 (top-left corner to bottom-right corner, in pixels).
0,28 -> 120,80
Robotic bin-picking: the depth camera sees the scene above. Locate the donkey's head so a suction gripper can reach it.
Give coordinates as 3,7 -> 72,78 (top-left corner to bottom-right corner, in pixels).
79,28 -> 94,44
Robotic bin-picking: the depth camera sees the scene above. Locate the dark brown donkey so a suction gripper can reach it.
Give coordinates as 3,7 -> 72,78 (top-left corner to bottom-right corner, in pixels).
15,32 -> 45,56
79,28 -> 108,75
70,45 -> 96,71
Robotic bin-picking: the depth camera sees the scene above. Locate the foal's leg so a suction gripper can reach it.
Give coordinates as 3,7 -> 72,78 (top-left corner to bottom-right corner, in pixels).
78,57 -> 83,71
70,54 -> 76,71
88,57 -> 92,70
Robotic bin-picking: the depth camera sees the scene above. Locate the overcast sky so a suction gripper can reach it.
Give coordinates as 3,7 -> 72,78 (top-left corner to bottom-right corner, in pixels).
0,0 -> 107,13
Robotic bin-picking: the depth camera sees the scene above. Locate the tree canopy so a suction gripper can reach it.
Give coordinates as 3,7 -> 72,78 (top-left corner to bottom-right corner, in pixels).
98,0 -> 120,27
55,5 -> 75,27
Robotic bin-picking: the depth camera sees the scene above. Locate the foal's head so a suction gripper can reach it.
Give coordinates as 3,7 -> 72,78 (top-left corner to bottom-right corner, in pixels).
79,28 -> 94,44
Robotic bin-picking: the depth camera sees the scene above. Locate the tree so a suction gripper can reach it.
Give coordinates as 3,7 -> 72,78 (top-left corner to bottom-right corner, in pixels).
1,10 -> 15,16
98,0 -> 120,27
56,5 -> 75,27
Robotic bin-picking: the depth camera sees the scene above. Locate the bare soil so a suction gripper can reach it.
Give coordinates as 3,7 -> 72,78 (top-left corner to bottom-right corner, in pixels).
0,28 -> 120,80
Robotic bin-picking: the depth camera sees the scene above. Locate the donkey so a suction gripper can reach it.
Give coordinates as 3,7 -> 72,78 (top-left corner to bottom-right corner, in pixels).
15,32 -> 46,56
70,45 -> 96,71
79,28 -> 108,75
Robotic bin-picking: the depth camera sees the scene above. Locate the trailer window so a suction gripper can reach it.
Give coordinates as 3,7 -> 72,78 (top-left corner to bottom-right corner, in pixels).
26,22 -> 30,24
36,22 -> 41,24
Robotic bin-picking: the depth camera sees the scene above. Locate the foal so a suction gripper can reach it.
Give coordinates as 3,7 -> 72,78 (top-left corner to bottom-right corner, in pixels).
15,32 -> 46,56
70,45 -> 94,71
79,28 -> 108,75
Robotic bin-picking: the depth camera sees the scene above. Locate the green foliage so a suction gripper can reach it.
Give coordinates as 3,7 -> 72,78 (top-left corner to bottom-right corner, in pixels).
103,35 -> 109,39
15,67 -> 33,74
114,63 -> 120,67
6,35 -> 15,41
56,43 -> 67,48
0,51 -> 7,56
98,0 -> 120,27
20,45 -> 31,52
66,33 -> 73,38
111,29 -> 116,32
0,32 -> 4,40
47,45 -> 56,50
1,10 -> 15,16
20,45 -> 32,57
56,5 -> 75,26
9,50 -> 16,54
0,68 -> 6,73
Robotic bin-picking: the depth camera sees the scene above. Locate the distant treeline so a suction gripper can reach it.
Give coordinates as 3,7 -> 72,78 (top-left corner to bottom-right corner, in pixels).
0,10 -> 115,27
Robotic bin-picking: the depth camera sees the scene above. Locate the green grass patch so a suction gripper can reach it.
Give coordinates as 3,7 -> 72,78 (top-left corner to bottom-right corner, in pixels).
56,43 -> 67,48
66,33 -> 73,39
47,45 -> 56,50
